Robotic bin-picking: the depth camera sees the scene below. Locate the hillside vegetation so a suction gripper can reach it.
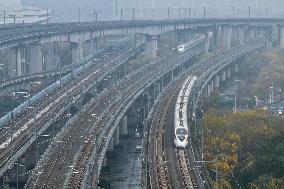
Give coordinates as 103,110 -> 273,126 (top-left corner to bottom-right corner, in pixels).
202,110 -> 284,189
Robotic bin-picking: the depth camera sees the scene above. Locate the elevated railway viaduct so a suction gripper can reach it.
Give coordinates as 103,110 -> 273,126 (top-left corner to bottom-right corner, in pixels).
0,18 -> 281,188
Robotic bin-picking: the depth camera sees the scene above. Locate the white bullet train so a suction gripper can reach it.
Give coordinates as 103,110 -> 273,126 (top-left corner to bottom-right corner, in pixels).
174,76 -> 197,148
178,32 -> 213,53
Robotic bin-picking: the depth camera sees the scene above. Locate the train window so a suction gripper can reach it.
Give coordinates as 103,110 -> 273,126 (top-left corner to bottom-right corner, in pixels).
179,111 -> 183,119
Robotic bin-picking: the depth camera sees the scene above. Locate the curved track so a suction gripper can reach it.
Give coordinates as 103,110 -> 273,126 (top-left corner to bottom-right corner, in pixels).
0,42 -> 141,177
25,45 -> 204,188
26,41 -> 263,188
147,42 -> 265,189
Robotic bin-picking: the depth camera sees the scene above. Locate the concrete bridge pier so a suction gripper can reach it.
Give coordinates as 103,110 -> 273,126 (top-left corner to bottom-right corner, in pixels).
237,27 -> 246,46
265,30 -> 273,48
234,64 -> 238,73
103,154 -> 107,167
185,29 -> 194,42
71,40 -> 84,65
108,138 -> 114,152
205,33 -> 210,54
206,84 -> 211,97
231,27 -> 238,47
42,42 -> 60,72
113,127 -> 120,146
8,46 -> 25,78
210,80 -> 214,92
83,39 -> 96,57
221,26 -> 231,49
227,67 -> 231,78
206,80 -> 215,97
144,35 -> 157,59
119,115 -> 128,136
213,26 -> 221,48
279,25 -> 284,48
243,26 -> 250,44
248,28 -> 256,42
214,75 -> 220,88
206,80 -> 214,97
221,70 -> 226,82
28,43 -> 43,74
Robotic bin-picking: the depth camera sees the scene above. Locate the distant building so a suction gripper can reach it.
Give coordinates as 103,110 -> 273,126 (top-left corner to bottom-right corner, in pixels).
0,0 -> 49,24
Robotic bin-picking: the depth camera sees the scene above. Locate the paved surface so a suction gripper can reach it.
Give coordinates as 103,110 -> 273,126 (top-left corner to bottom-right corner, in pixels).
106,136 -> 143,189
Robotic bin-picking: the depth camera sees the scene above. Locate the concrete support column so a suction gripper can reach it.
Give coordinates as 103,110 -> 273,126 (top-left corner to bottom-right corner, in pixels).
108,138 -> 114,151
244,26 -> 250,43
238,27 -> 246,45
248,28 -> 255,42
213,26 -> 221,48
29,43 -> 43,74
8,47 -> 17,78
120,115 -> 128,136
8,46 -> 25,78
234,64 -> 238,73
271,25 -> 278,46
71,41 -> 84,65
221,26 -> 232,49
205,33 -> 210,54
113,128 -> 120,146
103,154 -> 107,167
16,47 -> 23,77
42,42 -> 58,71
266,29 -> 273,48
144,35 -> 157,59
83,40 -> 95,57
207,84 -> 211,97
221,70 -> 226,82
227,67 -> 231,78
279,25 -> 284,48
231,27 -> 237,46
210,80 -> 214,92
214,75 -> 220,88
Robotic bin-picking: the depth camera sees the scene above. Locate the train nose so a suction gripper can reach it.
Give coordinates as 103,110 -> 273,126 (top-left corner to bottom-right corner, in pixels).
178,135 -> 186,142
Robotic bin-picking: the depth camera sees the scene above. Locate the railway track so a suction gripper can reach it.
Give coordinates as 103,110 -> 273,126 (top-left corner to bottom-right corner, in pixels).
147,42 -> 265,189
176,149 -> 196,189
0,42 -> 142,177
148,76 -> 198,189
148,86 -> 174,189
27,42 -> 263,188
25,44 -> 205,188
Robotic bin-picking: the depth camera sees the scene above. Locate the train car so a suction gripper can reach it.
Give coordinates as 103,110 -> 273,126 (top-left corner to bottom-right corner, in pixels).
178,32 -> 214,54
174,76 -> 197,148
177,35 -> 205,53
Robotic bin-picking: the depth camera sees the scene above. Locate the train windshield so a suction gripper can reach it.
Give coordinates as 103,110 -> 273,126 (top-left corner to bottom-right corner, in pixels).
176,128 -> 188,142
178,45 -> 184,52
176,128 -> 188,135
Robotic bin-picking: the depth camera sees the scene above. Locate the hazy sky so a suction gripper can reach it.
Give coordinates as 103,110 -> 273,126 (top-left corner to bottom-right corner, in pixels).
21,0 -> 284,22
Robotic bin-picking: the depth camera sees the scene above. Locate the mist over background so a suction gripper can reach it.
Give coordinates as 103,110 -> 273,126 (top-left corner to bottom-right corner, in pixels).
22,0 -> 284,22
